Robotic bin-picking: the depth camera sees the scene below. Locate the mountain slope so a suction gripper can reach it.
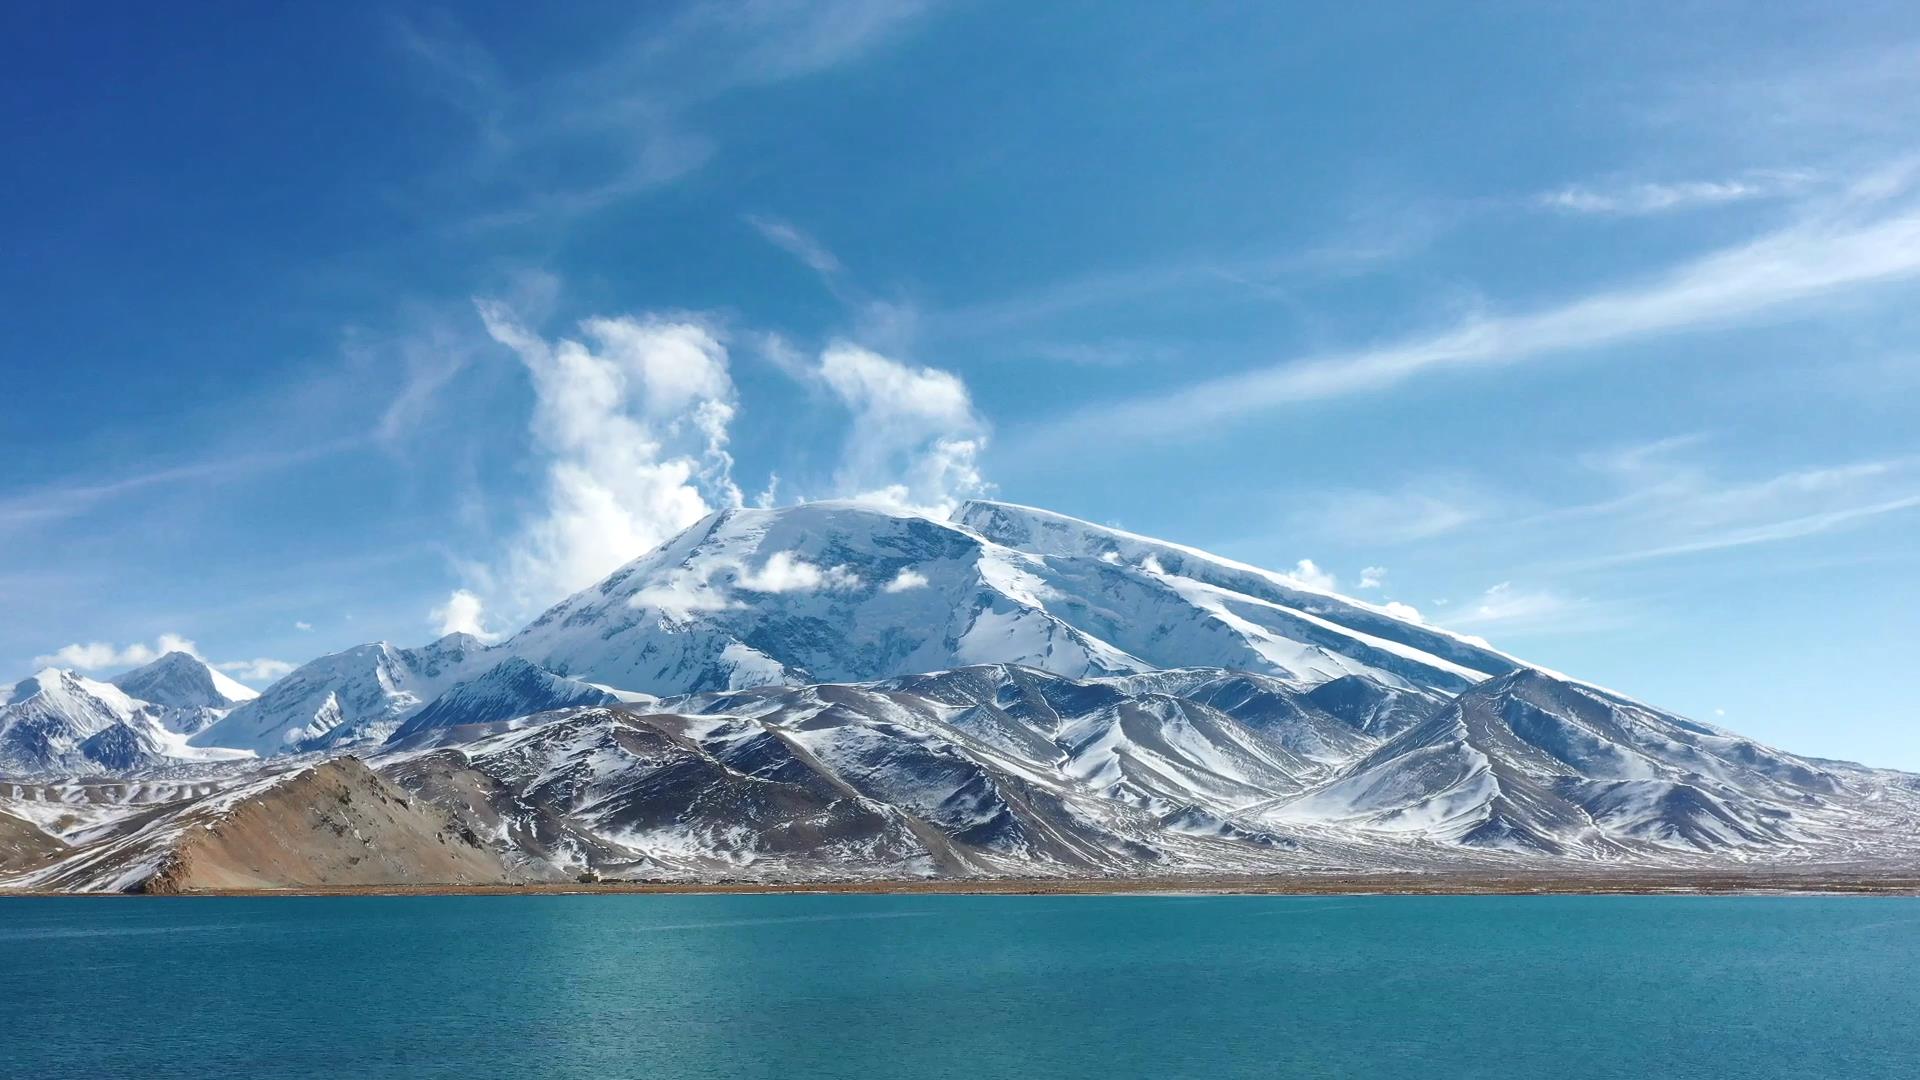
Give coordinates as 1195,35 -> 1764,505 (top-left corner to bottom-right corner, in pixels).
9,758 -> 510,893
1265,668 -> 1852,855
387,658 -> 621,743
191,634 -> 496,754
0,669 -> 250,776
503,501 -> 1515,702
110,651 -> 256,711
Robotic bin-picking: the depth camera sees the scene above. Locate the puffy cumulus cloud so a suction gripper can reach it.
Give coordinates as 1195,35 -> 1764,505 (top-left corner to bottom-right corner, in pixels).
217,658 -> 298,684
430,588 -> 498,642
34,633 -> 300,688
1358,566 -> 1387,590
882,568 -> 929,593
1381,600 -> 1424,624
630,568 -> 740,623
1288,559 -> 1337,592
736,552 -> 862,593
816,343 -> 989,514
34,633 -> 201,671
477,301 -> 744,611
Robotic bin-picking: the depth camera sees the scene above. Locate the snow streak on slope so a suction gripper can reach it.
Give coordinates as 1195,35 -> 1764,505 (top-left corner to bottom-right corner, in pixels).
9,498 -> 1919,886
504,500 -> 1513,700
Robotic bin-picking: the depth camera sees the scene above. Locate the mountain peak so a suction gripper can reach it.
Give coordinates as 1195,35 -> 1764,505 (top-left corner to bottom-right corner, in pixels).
111,651 -> 256,710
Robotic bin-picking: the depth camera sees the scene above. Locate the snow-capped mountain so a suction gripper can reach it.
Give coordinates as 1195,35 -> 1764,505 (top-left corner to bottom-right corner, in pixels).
8,498 -> 1918,888
0,667 -> 250,775
504,500 -> 1520,699
109,651 -> 256,735
111,651 -> 256,711
191,634 -> 496,754
387,658 -> 621,743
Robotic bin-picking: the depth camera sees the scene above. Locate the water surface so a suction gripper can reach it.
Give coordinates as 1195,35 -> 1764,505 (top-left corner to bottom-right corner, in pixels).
3,894 -> 1915,1078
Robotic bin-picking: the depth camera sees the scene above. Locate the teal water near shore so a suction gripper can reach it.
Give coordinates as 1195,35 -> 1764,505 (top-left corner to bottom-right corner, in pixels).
3,894 -> 1916,1078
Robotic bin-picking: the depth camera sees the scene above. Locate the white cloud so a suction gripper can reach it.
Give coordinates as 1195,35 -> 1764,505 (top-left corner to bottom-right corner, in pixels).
744,214 -> 842,276
217,658 -> 298,684
736,552 -> 862,593
477,301 -> 743,610
430,588 -> 498,642
1542,437 -> 1920,568
1358,566 -> 1387,590
1445,582 -> 1570,629
393,3 -> 934,229
1535,172 -> 1812,216
1302,484 -> 1485,545
816,342 -> 990,514
882,568 -> 929,592
1382,600 -> 1423,623
1288,559 -> 1336,592
630,568 -> 739,622
294,621 -> 313,632
1024,168 -> 1920,446
34,633 -> 201,671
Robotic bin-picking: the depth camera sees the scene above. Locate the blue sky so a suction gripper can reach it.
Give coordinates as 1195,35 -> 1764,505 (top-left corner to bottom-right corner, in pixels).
3,2 -> 1917,766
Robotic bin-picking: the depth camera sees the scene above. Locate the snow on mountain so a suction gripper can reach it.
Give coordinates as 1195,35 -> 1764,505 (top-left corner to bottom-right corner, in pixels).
503,500 -> 1514,701
1262,668 -> 1851,855
191,634 -> 497,754
387,658 -> 620,743
359,662 -> 1918,881
111,651 -> 256,711
372,663 -> 1376,881
13,497 -> 1920,885
954,500 -> 1525,690
0,668 -> 250,776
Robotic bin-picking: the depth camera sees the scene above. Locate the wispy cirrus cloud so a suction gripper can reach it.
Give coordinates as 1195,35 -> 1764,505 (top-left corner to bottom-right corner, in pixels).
1014,163 -> 1920,451
0,437 -> 363,535
744,214 -> 843,277
1536,436 -> 1920,568
394,1 -> 938,229
1292,479 -> 1490,546
1534,171 -> 1813,215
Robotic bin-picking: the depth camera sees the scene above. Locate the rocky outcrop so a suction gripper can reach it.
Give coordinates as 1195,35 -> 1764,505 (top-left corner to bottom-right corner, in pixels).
138,757 -> 508,893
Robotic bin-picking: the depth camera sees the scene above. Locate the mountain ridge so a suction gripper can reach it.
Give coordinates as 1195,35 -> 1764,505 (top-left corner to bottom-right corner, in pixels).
6,498 -> 1915,889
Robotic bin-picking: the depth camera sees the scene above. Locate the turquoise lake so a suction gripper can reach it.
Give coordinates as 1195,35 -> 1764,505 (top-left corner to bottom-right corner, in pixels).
3,894 -> 1915,1078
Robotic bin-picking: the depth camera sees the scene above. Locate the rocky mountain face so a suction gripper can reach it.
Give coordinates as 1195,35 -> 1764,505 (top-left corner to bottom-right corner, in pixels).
0,659 -> 253,776
190,634 -> 496,754
386,658 -> 622,743
6,500 -> 1917,890
110,651 -> 256,714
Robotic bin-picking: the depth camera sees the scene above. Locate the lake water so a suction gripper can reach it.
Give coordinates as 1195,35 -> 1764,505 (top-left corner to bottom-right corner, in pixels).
2,894 -> 1915,1078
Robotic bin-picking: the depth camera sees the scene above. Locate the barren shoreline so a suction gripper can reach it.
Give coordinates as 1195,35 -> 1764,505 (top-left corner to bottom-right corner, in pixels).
9,871 -> 1920,899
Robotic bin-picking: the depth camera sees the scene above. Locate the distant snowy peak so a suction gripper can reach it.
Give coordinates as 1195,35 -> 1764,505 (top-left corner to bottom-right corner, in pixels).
0,667 -> 250,775
111,651 -> 256,710
190,635 -> 497,755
